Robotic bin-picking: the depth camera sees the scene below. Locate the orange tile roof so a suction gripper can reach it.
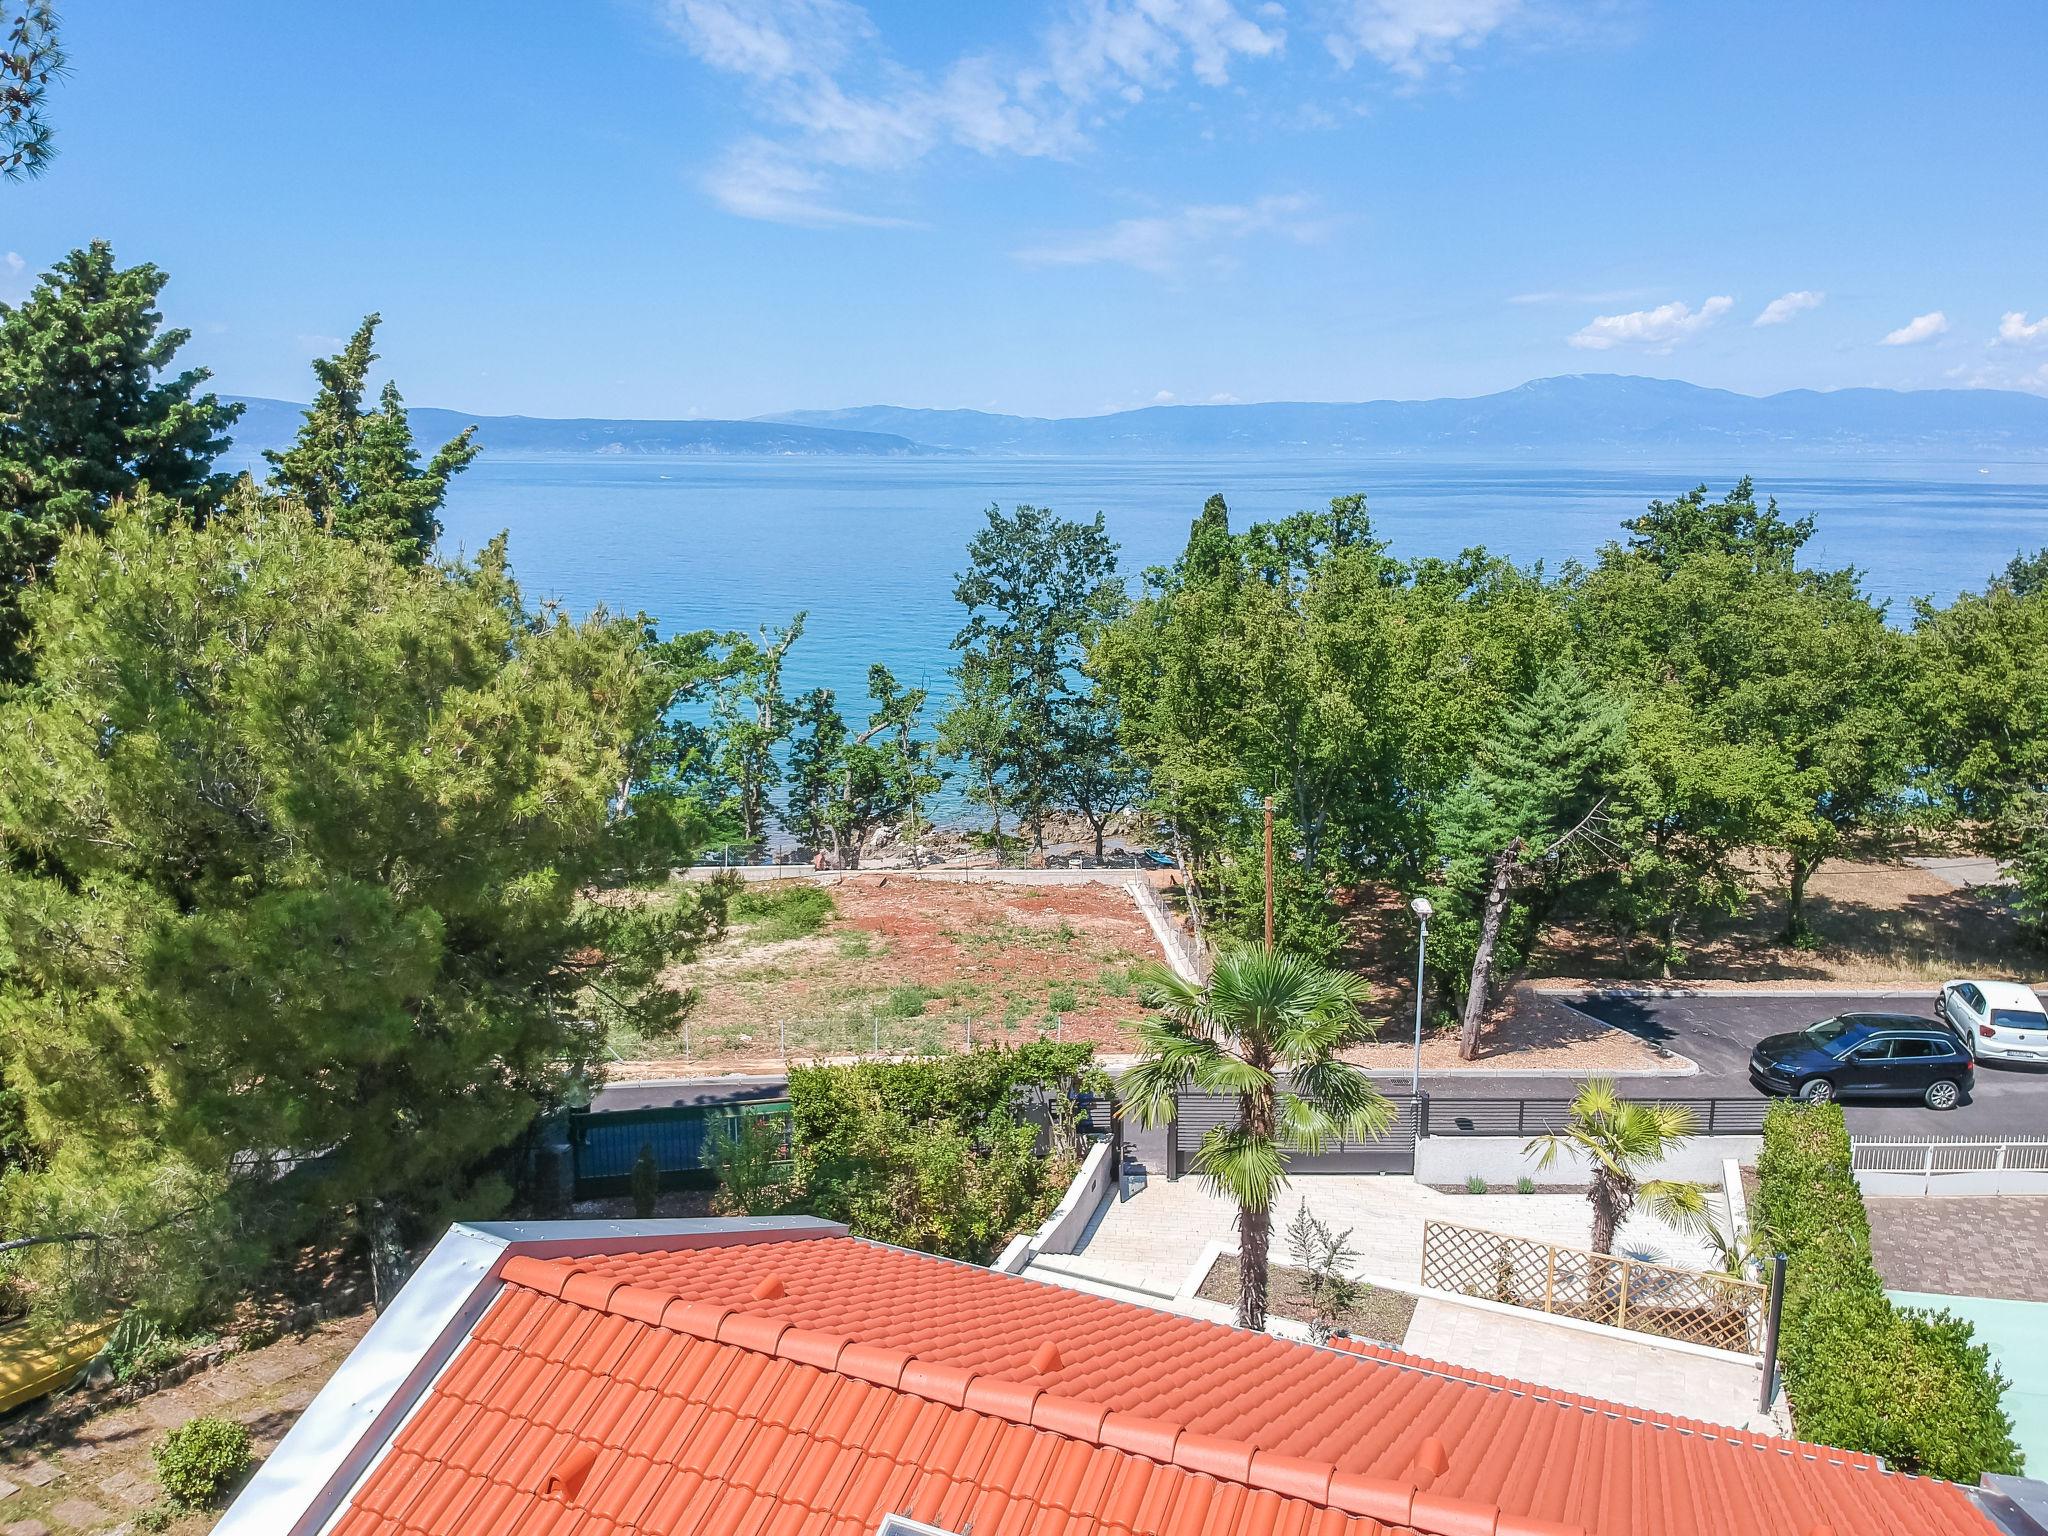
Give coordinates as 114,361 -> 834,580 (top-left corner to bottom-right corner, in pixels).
328,1231 -> 1995,1536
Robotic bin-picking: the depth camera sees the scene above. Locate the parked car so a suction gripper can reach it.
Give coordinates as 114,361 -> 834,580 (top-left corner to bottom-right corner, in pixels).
1938,978 -> 2048,1065
1747,1012 -> 1974,1110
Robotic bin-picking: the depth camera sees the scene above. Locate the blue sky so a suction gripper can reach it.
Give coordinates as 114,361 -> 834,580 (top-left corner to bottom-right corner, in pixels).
5,0 -> 2046,418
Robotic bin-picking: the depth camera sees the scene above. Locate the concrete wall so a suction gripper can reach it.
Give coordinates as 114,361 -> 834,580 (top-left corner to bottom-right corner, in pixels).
1414,1134 -> 1761,1188
1855,1167 -> 2048,1197
992,1139 -> 1117,1274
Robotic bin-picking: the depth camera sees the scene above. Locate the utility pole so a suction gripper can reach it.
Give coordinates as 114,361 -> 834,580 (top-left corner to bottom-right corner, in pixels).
1262,796 -> 1275,947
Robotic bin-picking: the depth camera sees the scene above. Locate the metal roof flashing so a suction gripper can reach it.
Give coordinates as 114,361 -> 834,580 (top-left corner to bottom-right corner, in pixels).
211,1216 -> 845,1536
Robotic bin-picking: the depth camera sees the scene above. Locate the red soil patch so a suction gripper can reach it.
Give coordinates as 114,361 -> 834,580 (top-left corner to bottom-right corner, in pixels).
616,877 -> 1169,1076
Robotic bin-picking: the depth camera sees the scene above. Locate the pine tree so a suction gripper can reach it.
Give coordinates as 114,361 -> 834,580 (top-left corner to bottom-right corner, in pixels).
2,4 -> 63,180
0,493 -> 719,1315
265,315 -> 477,563
1428,662 -> 1625,1054
0,243 -> 240,676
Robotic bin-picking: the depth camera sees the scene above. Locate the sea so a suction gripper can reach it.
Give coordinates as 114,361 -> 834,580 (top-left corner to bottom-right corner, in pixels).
431,455 -> 2048,726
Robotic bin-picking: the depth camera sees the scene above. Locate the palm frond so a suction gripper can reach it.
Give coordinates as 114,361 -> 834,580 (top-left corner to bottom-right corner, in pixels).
1191,1124 -> 1288,1211
1285,1059 -> 1394,1143
1187,1052 -> 1271,1096
1640,1179 -> 1715,1240
1120,1017 -> 1231,1126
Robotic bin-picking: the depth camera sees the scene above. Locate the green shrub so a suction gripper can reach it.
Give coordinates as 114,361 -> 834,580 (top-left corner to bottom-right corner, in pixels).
1754,1102 -> 2020,1480
153,1416 -> 252,1507
880,984 -> 934,1019
1464,1174 -> 1488,1195
1515,1176 -> 1536,1195
728,883 -> 836,942
722,1044 -> 1105,1262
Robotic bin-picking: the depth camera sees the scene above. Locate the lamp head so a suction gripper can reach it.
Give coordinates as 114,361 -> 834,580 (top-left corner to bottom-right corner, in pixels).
1410,896 -> 1433,920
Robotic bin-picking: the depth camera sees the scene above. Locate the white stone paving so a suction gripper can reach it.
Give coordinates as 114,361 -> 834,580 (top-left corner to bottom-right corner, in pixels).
1028,1172 -> 1778,1433
1056,1172 -> 1725,1297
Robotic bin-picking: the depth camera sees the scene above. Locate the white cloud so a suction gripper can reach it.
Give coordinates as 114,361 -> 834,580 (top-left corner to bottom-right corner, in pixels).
1944,359 -> 2048,395
1014,194 -> 1319,275
1509,287 -> 1647,306
1997,310 -> 2048,347
1754,289 -> 1824,327
1880,310 -> 1949,346
1152,389 -> 1178,404
1567,295 -> 1733,352
666,0 -> 1285,224
3,251 -> 22,273
1323,0 -> 1525,77
700,138 -> 920,227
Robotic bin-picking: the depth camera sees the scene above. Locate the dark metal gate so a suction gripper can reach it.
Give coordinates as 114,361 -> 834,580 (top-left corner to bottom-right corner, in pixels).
1168,1091 -> 1420,1177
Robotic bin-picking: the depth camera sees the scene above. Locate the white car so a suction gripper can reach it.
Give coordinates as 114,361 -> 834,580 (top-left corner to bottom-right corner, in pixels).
1939,979 -> 2048,1065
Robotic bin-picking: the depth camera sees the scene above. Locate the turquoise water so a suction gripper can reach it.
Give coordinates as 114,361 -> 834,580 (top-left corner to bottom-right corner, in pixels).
429,455 -> 2048,713
415,454 -> 2046,821
1891,1290 -> 2048,1474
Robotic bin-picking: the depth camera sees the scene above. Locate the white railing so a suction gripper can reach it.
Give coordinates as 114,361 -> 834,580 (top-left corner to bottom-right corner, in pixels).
1851,1135 -> 2048,1195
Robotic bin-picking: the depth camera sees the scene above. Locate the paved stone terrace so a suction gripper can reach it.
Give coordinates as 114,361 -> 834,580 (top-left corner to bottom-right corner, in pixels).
1867,1196 -> 2048,1301
1056,1170 -> 1726,1297
1033,1174 -> 1774,1431
0,1312 -> 369,1535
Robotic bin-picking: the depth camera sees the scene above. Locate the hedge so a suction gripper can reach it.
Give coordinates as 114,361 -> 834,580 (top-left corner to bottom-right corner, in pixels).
1753,1102 -> 2022,1480
787,1042 -> 1104,1164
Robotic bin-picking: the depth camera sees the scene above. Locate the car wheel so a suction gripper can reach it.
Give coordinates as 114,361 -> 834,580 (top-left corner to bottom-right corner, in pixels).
1798,1078 -> 1836,1103
1925,1079 -> 1961,1111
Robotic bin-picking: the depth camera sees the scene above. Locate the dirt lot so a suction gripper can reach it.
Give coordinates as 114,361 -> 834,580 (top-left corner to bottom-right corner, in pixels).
1531,856 -> 2035,988
0,1311 -> 368,1534
613,876 -> 1169,1076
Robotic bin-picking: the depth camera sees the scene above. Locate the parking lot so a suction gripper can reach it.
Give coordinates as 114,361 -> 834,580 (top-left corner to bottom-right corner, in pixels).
1568,989 -> 2048,1135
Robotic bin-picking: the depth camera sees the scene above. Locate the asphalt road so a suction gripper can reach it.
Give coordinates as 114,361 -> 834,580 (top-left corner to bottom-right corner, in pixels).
1566,990 -> 2048,1135
595,990 -> 2048,1138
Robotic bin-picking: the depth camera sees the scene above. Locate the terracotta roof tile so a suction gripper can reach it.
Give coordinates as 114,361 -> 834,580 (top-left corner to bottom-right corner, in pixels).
326,1232 -> 1994,1536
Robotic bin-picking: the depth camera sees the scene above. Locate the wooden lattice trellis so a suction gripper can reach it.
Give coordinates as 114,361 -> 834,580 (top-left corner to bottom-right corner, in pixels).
1420,1220 -> 1765,1355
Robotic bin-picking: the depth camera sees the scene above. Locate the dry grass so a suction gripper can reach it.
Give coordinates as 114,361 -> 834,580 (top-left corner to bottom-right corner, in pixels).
1532,857 -> 2039,987
612,876 -> 1166,1075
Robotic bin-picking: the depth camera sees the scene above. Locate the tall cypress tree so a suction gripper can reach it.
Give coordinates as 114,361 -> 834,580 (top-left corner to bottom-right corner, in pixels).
0,242 -> 240,677
266,314 -> 477,563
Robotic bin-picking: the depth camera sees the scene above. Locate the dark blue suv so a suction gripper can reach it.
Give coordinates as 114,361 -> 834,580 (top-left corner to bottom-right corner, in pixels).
1748,1012 -> 1974,1110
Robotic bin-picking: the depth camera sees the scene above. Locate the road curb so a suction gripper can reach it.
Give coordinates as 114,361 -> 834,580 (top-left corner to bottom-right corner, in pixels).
1527,984 -> 1934,1000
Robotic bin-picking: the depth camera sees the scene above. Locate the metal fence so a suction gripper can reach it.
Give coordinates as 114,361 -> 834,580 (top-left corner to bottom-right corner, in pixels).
1163,1091 -> 1766,1178
568,1101 -> 791,1197
1851,1134 -> 2048,1195
1420,1219 -> 1767,1355
1172,1093 -> 1422,1175
1420,1096 -> 1769,1138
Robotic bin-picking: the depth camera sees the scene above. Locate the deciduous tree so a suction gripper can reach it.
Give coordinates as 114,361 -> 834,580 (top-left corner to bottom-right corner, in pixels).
946,504 -> 1124,850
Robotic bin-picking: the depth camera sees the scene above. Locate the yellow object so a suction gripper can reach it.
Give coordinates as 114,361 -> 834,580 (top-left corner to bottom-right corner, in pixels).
0,1314 -> 116,1413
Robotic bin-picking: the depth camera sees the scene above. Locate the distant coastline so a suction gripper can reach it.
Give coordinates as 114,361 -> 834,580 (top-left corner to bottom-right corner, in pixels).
225,374 -> 2048,463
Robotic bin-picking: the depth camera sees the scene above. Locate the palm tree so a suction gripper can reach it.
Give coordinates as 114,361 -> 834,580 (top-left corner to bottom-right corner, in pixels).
1525,1078 -> 1711,1255
1122,945 -> 1392,1331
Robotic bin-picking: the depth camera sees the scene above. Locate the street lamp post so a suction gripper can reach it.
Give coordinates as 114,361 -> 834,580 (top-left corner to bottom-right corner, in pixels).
1409,896 -> 1433,1099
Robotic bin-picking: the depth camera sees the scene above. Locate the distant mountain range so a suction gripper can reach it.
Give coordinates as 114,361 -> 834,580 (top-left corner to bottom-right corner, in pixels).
226,375 -> 2048,462
224,397 -> 933,460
